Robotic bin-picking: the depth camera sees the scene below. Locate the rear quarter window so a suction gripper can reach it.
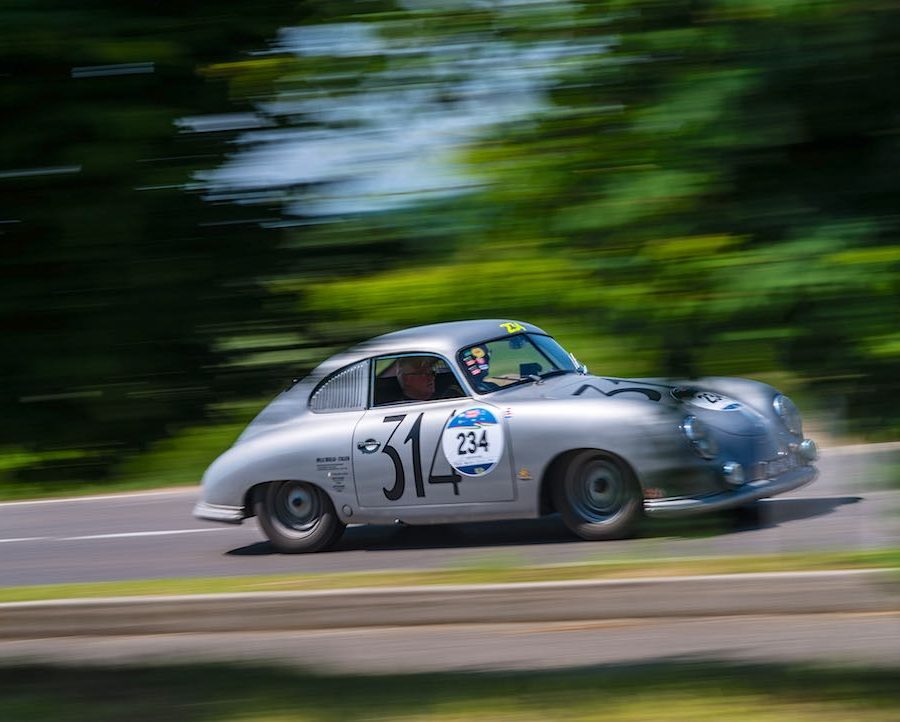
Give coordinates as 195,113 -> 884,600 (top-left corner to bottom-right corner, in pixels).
309,361 -> 369,412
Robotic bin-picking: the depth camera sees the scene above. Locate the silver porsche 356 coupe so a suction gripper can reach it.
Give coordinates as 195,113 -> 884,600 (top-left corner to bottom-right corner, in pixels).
195,319 -> 817,552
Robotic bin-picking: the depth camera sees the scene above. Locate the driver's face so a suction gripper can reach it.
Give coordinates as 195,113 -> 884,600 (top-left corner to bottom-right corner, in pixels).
399,366 -> 435,401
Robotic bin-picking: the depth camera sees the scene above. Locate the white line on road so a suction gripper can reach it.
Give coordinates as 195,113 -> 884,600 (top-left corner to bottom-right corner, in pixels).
62,528 -> 227,541
0,488 -> 197,508
0,528 -> 228,544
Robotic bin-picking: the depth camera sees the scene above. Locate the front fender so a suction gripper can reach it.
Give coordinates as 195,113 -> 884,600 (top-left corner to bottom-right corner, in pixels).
506,398 -> 720,514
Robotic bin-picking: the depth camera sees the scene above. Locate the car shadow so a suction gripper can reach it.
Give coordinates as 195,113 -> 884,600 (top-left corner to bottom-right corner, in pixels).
226,541 -> 277,556
757,495 -> 862,524
226,516 -> 582,556
339,517 -> 582,552
224,495 -> 863,555
642,495 -> 863,538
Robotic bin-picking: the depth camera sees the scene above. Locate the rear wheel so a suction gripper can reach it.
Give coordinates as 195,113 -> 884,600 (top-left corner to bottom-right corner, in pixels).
255,481 -> 345,553
552,451 -> 641,541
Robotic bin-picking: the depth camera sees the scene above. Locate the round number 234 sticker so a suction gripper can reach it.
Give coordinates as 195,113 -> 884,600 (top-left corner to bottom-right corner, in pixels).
441,407 -> 504,477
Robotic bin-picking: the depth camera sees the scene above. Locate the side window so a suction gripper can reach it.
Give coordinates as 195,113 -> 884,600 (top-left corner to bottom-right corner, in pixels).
372,354 -> 466,407
309,361 -> 368,413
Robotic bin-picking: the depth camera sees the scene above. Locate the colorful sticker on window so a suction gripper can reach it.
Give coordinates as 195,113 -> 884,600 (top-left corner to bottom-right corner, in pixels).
462,346 -> 490,379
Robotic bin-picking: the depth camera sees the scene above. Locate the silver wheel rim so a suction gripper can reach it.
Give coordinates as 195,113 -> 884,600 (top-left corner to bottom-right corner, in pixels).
568,458 -> 629,524
271,482 -> 322,537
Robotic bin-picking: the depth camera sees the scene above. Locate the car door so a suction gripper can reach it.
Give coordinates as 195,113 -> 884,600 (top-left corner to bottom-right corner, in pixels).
353,354 -> 516,509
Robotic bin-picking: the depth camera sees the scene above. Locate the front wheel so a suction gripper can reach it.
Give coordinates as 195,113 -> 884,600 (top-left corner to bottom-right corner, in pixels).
552,451 -> 641,541
255,481 -> 345,553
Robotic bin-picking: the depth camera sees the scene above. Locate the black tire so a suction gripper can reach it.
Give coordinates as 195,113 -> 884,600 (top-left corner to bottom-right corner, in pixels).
255,481 -> 345,553
552,450 -> 642,541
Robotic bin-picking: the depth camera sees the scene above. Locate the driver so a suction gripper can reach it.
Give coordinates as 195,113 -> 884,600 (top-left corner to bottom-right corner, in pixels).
396,356 -> 437,401
393,356 -> 464,402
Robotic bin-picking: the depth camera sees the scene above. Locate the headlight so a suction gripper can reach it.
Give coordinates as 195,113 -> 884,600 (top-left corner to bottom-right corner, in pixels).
681,415 -> 718,459
773,394 -> 802,435
798,438 -> 818,461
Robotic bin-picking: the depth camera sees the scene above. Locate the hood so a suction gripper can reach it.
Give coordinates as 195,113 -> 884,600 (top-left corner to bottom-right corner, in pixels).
542,375 -> 770,437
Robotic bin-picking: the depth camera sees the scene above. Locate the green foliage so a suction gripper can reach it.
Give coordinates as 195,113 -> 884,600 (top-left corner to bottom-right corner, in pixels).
3,0 -> 900,493
1,662 -> 899,721
479,0 -> 900,428
0,1 -> 313,483
299,0 -> 900,433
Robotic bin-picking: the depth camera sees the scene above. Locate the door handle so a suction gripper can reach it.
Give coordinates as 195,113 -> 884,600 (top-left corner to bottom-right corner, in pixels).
357,439 -> 381,454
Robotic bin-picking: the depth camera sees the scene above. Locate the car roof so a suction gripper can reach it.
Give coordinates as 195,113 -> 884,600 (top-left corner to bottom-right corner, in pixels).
311,319 -> 548,379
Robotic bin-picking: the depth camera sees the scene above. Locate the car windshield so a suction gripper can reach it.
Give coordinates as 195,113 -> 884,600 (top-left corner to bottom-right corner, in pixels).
458,333 -> 577,393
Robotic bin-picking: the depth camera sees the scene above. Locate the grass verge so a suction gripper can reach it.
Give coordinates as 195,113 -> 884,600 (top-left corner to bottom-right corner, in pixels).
1,661 -> 899,721
2,548 -> 898,603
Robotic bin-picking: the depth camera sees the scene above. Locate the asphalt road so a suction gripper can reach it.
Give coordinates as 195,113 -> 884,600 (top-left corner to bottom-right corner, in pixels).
1,446 -> 897,587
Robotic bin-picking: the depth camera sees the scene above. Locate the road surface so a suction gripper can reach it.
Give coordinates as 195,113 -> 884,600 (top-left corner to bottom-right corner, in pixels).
0,446 -> 896,587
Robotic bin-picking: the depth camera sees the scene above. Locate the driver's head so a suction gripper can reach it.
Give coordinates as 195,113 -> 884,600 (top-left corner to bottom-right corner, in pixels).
397,356 -> 436,401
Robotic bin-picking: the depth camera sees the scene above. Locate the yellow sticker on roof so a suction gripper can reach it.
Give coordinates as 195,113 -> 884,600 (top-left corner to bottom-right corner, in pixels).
500,322 -> 525,334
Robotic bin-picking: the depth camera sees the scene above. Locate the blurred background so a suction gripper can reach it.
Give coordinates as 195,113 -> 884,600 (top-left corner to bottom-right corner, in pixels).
2,0 -> 898,497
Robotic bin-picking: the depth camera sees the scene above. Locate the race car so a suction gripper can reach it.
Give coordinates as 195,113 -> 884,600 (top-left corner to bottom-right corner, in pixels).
195,319 -> 818,552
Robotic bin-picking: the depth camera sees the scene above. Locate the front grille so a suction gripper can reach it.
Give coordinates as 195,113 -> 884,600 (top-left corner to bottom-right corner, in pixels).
749,453 -> 801,481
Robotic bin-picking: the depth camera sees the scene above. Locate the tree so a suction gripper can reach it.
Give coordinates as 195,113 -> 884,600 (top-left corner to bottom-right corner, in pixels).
0,1 -> 310,483
301,0 -> 900,433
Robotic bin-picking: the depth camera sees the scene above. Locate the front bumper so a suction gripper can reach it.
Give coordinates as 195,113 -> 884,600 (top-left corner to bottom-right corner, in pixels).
644,464 -> 817,517
193,501 -> 245,524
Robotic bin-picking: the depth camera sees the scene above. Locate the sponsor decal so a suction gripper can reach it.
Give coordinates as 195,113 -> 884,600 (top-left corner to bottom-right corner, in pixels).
687,391 -> 743,411
442,407 -> 505,477
573,384 -> 662,402
315,456 -> 350,483
500,321 -> 526,333
517,467 -> 533,481
471,347 -> 486,359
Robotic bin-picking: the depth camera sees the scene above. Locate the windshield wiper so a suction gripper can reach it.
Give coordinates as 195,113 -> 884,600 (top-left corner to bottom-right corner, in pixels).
537,369 -> 572,381
519,369 -> 572,386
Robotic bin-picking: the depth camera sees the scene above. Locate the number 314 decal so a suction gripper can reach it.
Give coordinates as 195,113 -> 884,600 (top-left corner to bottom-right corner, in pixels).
380,413 -> 462,500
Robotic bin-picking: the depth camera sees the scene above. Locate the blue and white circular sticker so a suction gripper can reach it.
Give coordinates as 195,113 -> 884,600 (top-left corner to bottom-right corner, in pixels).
442,407 -> 504,477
